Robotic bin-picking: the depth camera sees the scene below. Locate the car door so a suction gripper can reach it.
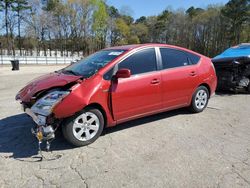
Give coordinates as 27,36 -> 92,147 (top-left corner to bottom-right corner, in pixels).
159,48 -> 200,109
111,48 -> 162,122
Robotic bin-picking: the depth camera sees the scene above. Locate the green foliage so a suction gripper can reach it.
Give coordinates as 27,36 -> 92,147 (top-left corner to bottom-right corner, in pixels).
108,5 -> 119,18
92,0 -> 108,31
115,18 -> 130,40
135,16 -> 146,24
121,15 -> 134,25
0,0 -> 249,57
186,6 -> 204,18
131,23 -> 148,43
221,0 -> 250,44
0,0 -> 16,12
43,0 -> 59,11
0,1 -> 3,11
92,0 -> 108,47
12,0 -> 30,11
128,35 -> 140,44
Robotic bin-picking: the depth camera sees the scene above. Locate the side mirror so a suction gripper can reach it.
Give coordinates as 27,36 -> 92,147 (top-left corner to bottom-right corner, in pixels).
115,69 -> 131,79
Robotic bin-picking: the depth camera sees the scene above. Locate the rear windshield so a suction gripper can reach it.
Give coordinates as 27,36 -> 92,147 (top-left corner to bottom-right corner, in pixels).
62,49 -> 126,78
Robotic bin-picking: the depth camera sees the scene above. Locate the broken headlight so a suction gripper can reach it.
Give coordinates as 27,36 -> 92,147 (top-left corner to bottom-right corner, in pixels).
31,91 -> 70,116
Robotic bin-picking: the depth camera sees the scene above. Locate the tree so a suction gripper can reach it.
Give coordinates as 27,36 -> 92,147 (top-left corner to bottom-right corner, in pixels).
92,0 -> 108,49
12,0 -> 30,55
43,0 -> 58,11
186,6 -> 204,18
222,0 -> 250,45
131,23 -> 148,43
107,5 -> 119,45
0,0 -> 249,58
0,0 -> 15,54
114,18 -> 130,44
135,16 -> 146,24
154,9 -> 172,43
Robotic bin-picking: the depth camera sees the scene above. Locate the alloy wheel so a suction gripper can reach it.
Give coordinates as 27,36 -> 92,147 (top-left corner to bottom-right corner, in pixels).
72,112 -> 100,141
194,89 -> 208,110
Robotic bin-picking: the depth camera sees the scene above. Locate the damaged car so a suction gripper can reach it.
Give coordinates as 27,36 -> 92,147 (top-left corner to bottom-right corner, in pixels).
16,44 -> 217,149
212,43 -> 250,93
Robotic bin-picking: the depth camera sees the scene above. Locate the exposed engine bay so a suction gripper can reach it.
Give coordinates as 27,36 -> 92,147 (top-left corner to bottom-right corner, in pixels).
212,44 -> 250,93
22,90 -> 69,153
16,75 -> 81,154
212,56 -> 250,92
213,57 -> 250,92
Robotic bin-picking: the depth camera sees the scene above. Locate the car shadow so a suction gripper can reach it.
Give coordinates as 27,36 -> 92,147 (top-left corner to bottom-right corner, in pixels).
0,113 -> 72,159
103,108 -> 192,135
216,90 -> 249,96
0,108 -> 192,159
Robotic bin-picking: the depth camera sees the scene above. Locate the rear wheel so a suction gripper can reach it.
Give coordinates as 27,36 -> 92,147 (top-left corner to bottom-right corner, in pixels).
62,108 -> 104,147
189,86 -> 209,113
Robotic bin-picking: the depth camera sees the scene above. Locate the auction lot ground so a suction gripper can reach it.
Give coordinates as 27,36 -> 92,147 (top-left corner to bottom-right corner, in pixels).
0,65 -> 249,188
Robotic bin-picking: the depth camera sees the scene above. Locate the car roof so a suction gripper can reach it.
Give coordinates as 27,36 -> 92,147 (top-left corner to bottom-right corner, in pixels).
104,43 -> 203,57
105,43 -> 179,51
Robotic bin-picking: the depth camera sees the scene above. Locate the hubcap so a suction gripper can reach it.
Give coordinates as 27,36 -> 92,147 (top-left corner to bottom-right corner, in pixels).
195,90 -> 208,110
73,112 -> 100,141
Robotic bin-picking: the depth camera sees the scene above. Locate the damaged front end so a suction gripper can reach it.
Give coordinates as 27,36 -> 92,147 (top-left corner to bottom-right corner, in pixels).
212,57 -> 250,92
15,71 -> 83,152
212,44 -> 250,92
22,90 -> 70,151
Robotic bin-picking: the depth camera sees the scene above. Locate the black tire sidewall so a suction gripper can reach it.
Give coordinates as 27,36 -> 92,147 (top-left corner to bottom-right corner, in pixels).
62,108 -> 104,147
190,86 -> 209,113
248,82 -> 250,93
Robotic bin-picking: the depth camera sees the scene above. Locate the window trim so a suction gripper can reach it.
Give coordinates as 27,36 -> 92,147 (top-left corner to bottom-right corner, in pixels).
158,47 -> 201,71
103,47 -> 160,79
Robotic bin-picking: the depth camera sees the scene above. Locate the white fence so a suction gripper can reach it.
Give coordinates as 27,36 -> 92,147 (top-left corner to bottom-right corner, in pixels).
0,55 -> 80,65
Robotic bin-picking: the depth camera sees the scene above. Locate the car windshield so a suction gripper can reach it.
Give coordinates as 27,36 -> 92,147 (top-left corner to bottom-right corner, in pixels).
62,49 -> 126,77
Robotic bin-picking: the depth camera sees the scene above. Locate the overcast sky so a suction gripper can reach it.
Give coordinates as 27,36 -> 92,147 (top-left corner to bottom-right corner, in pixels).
107,0 -> 229,19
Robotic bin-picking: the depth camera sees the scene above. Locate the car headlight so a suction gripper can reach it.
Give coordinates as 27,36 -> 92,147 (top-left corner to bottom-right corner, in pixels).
31,91 -> 70,116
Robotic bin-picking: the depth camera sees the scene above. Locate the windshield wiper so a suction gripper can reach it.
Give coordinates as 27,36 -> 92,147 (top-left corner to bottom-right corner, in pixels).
55,70 -> 62,73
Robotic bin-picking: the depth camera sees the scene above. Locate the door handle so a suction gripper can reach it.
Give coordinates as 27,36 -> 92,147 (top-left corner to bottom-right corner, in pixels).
189,71 -> 196,76
151,79 -> 160,84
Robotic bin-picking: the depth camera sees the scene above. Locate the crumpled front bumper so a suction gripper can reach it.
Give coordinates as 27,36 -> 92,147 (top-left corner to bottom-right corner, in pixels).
25,108 -> 47,126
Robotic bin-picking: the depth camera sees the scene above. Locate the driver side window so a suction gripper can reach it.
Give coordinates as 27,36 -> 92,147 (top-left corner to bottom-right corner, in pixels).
118,48 -> 157,75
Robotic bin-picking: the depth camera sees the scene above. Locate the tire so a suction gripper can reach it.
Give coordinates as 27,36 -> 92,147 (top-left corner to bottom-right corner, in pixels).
247,81 -> 250,94
189,86 -> 209,113
62,107 -> 104,147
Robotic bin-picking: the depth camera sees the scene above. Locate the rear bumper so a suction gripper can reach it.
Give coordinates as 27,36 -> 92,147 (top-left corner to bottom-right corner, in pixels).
25,108 -> 46,126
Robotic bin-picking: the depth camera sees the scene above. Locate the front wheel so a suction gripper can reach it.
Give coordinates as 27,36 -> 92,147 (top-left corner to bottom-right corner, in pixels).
189,86 -> 209,113
62,108 -> 104,147
247,82 -> 250,94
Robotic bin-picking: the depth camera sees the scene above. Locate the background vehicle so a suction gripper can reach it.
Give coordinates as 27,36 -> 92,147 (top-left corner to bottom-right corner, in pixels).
16,44 -> 217,147
212,43 -> 250,93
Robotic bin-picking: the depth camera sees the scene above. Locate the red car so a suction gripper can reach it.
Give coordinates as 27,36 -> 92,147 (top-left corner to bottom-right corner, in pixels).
16,44 -> 217,148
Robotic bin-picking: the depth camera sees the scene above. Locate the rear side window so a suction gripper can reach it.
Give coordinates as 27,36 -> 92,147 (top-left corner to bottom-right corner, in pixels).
188,53 -> 201,65
118,48 -> 157,75
160,48 -> 189,69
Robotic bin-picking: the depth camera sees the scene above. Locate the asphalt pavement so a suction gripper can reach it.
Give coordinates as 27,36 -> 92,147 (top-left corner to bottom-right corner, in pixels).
0,65 -> 249,188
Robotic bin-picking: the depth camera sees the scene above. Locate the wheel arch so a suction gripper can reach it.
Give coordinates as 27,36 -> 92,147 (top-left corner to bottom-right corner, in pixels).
198,83 -> 211,98
84,103 -> 107,128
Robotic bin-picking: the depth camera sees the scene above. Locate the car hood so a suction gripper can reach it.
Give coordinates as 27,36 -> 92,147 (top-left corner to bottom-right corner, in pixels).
16,72 -> 82,102
212,44 -> 250,64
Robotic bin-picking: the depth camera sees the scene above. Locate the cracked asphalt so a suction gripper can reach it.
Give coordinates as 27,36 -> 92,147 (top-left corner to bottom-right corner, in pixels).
0,65 -> 250,188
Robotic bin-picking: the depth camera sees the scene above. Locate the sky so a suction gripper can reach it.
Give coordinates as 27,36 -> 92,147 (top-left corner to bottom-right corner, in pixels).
107,0 -> 229,19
